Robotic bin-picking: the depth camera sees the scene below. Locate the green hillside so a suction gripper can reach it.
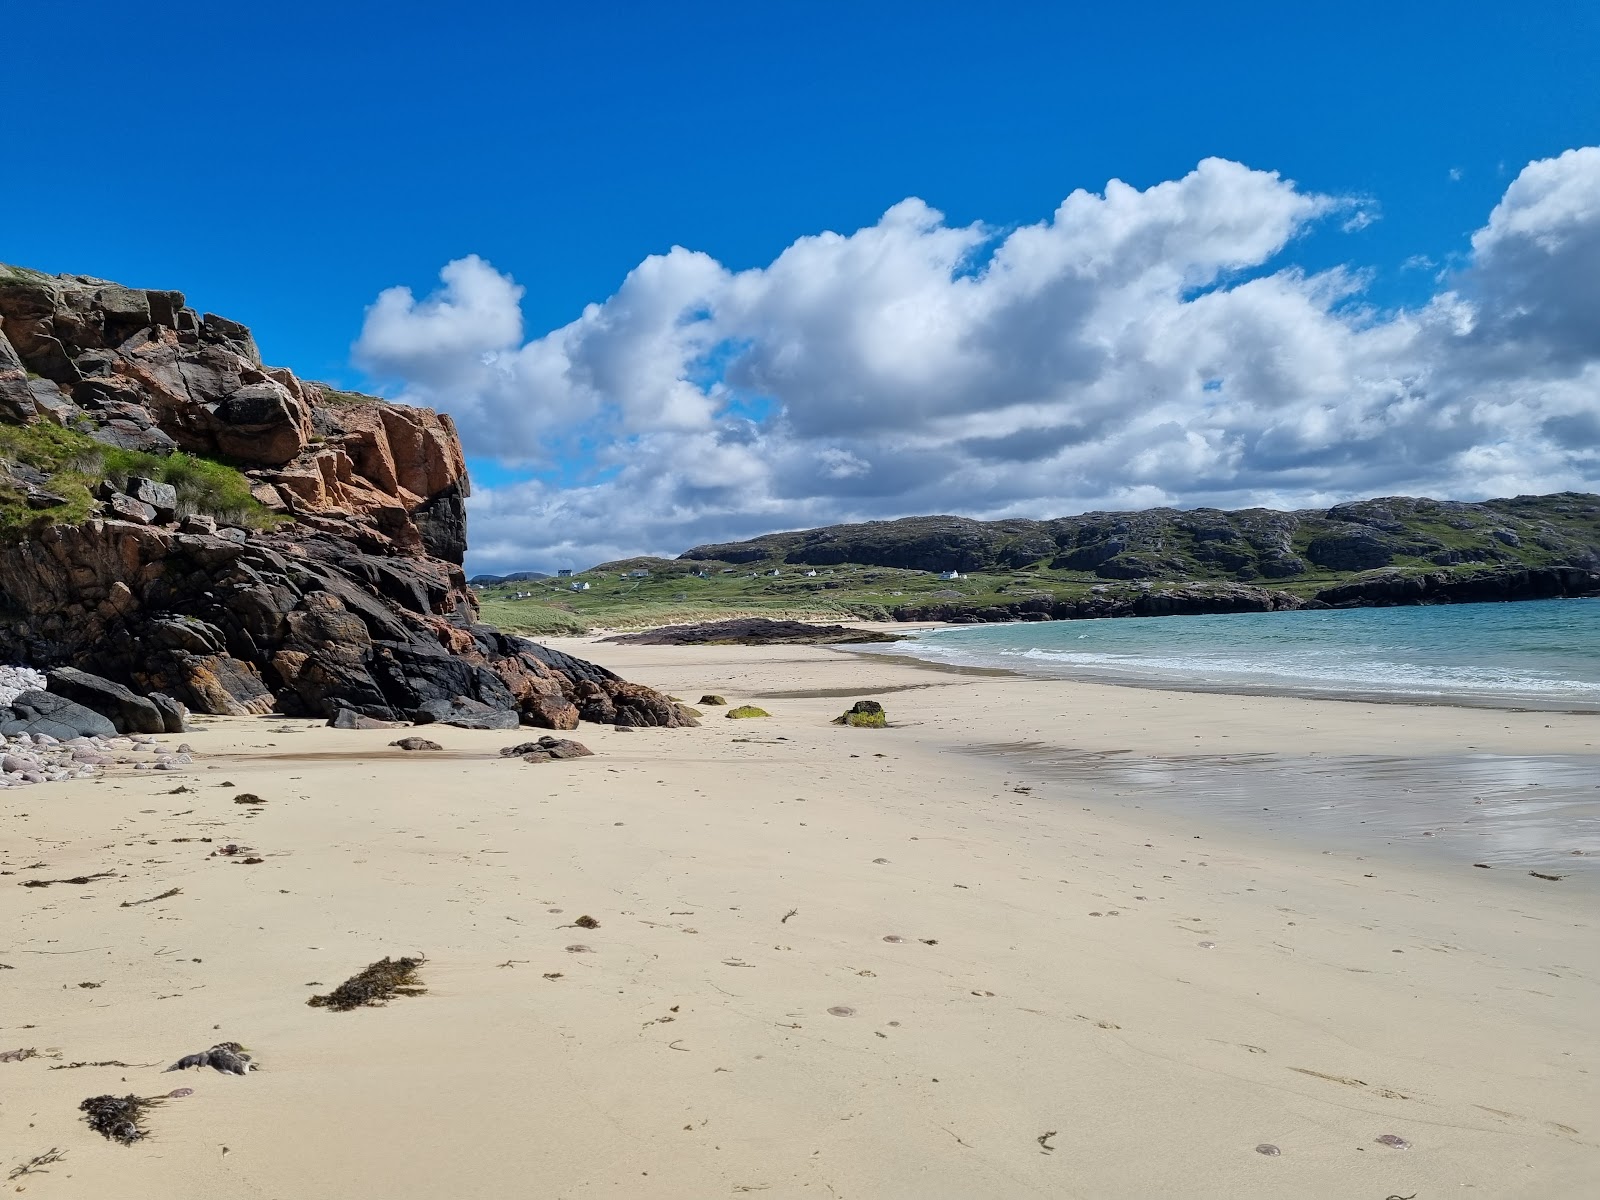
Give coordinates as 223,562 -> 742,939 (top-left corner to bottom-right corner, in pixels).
474,492 -> 1600,634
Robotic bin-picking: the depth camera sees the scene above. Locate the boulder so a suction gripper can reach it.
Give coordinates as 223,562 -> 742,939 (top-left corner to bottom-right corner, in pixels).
409,697 -> 521,730
725,705 -> 770,719
148,692 -> 189,734
500,736 -> 592,762
106,492 -> 158,525
125,476 -> 178,522
834,699 -> 887,728
327,708 -> 403,730
699,694 -> 727,705
390,736 -> 443,751
1,690 -> 118,739
522,692 -> 580,730
46,667 -> 166,734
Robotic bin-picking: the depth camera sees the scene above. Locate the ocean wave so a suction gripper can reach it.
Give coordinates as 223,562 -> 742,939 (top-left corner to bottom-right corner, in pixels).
880,600 -> 1600,705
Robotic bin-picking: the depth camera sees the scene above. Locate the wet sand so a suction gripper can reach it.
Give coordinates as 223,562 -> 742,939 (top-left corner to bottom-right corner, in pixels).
2,640 -> 1596,1198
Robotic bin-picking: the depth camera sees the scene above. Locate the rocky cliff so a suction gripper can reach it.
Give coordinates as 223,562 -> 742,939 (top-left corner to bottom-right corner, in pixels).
0,264 -> 690,729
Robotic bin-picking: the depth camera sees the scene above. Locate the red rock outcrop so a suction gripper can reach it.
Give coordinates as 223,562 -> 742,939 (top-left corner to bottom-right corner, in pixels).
0,264 -> 693,729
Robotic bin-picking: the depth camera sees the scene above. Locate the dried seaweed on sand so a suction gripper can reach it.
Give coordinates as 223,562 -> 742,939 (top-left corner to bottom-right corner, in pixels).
307,956 -> 426,1011
79,1094 -> 162,1144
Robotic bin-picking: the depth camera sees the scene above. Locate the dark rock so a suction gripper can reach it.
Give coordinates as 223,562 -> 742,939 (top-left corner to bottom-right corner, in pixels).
200,312 -> 261,364
0,690 -> 117,738
148,692 -> 189,733
327,707 -> 403,730
835,699 -> 887,727
390,736 -> 443,751
213,381 -> 307,465
1305,532 -> 1395,571
608,681 -> 700,727
46,666 -> 166,734
105,492 -> 158,524
414,482 -> 468,565
605,618 -> 903,646
501,736 -> 593,762
125,476 -> 177,521
1316,566 -> 1600,608
409,697 -> 521,730
699,694 -> 728,705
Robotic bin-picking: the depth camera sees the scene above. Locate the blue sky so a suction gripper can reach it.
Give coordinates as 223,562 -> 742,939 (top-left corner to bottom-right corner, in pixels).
6,2 -> 1600,570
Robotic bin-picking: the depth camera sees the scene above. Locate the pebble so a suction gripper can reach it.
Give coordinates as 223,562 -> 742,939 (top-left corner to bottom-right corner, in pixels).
2,727 -> 180,788
0,664 -> 48,707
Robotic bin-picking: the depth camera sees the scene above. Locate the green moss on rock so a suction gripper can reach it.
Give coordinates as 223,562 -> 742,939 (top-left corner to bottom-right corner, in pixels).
834,699 -> 887,727
725,705 -> 770,719
0,423 -> 281,537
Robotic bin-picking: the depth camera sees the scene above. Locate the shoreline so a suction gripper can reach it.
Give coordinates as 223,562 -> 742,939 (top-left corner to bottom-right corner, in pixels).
5,640 -> 1596,1198
852,639 -> 1600,714
837,601 -> 1600,714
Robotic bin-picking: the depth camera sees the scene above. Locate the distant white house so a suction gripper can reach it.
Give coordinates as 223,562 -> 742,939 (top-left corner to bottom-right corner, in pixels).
569,581 -> 590,591
939,570 -> 964,581
557,568 -> 573,577
803,569 -> 818,577
767,568 -> 782,577
628,569 -> 651,578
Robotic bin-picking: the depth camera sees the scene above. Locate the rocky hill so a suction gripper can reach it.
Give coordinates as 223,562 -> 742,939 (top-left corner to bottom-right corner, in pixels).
0,264 -> 690,730
674,497 -> 1600,621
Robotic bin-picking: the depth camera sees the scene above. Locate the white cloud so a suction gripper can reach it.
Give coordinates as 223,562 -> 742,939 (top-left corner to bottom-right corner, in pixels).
353,151 -> 1600,571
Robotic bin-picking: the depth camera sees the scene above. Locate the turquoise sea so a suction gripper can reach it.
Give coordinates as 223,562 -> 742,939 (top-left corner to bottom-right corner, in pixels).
881,598 -> 1600,710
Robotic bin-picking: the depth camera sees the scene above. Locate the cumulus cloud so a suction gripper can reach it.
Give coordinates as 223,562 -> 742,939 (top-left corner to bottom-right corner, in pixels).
354,150 -> 1600,571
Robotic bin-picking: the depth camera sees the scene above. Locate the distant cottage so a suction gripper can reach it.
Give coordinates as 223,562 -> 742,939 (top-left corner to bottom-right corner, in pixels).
569,581 -> 590,591
557,568 -> 573,577
939,570 -> 964,581
628,569 -> 651,578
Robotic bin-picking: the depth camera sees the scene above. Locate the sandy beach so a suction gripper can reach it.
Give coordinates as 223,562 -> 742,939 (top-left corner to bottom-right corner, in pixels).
4,638 -> 1597,1198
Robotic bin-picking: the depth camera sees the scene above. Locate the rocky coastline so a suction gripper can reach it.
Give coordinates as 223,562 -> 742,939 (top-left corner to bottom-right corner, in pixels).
882,565 -> 1600,624
0,266 -> 692,734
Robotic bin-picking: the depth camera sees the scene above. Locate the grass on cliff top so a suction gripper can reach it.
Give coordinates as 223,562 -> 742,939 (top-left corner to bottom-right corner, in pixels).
0,421 -> 283,536
0,263 -> 53,287
311,383 -> 388,408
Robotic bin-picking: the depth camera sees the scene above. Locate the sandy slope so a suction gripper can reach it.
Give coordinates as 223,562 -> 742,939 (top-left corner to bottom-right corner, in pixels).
2,641 -> 1595,1198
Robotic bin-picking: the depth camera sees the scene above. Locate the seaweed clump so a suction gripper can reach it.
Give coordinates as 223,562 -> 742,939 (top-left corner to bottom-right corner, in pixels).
79,1094 -> 161,1144
834,700 -> 887,728
307,956 -> 426,1011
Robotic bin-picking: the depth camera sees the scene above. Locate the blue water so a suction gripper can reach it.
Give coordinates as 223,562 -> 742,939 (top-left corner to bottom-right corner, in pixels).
883,598 -> 1600,709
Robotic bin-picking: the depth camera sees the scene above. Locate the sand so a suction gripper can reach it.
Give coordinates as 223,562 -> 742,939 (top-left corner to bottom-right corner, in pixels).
3,639 -> 1596,1198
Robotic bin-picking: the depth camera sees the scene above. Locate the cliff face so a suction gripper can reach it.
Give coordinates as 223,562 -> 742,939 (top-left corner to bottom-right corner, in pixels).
0,265 -> 690,729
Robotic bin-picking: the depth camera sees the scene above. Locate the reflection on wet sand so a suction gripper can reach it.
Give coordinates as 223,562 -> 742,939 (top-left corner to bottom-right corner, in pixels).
968,741 -> 1600,882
